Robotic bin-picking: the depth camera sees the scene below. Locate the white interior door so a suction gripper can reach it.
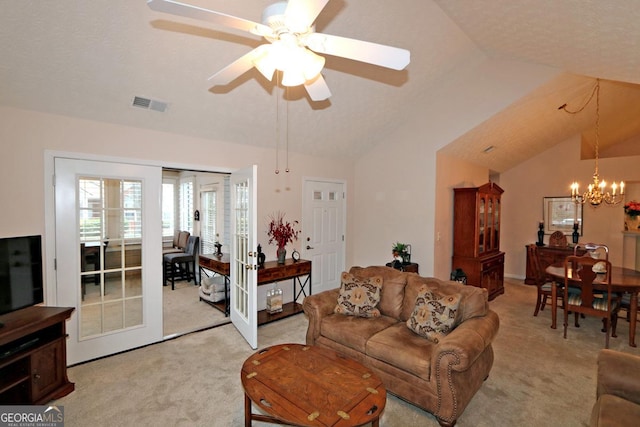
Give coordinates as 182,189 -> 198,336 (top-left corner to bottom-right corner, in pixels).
54,157 -> 163,365
230,165 -> 258,349
302,180 -> 345,294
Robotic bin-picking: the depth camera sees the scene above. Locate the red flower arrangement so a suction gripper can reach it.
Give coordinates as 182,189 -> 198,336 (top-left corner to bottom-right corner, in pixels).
624,200 -> 640,218
267,212 -> 300,249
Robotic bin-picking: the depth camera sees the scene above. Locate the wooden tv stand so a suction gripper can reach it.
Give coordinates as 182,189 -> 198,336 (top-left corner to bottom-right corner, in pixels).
0,306 -> 75,404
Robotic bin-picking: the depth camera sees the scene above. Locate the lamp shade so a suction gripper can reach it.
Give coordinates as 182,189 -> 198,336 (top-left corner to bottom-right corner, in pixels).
253,42 -> 325,87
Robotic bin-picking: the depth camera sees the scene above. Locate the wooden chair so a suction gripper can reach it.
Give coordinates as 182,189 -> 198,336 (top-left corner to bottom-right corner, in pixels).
572,243 -> 609,326
563,255 -> 621,348
527,244 -> 559,317
574,242 -> 609,261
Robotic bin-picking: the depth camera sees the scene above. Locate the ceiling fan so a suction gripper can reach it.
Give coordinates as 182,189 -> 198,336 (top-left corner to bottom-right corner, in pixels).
147,0 -> 410,101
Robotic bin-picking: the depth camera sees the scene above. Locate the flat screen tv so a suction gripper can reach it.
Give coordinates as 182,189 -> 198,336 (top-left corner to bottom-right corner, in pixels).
0,235 -> 44,318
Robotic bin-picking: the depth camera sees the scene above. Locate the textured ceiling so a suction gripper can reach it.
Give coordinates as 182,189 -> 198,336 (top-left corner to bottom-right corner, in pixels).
434,0 -> 640,171
1,1 -> 640,171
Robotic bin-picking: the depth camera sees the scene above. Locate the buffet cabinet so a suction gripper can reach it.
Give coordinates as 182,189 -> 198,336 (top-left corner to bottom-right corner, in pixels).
452,182 -> 505,300
524,244 -> 581,285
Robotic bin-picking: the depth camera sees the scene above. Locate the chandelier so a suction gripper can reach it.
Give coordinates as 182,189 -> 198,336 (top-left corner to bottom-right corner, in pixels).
561,79 -> 625,207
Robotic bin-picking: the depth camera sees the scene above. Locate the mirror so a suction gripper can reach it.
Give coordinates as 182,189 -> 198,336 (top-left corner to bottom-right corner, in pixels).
543,196 -> 582,235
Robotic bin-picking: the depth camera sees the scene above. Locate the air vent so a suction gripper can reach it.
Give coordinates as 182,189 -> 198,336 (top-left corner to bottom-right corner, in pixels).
132,96 -> 168,113
482,145 -> 495,154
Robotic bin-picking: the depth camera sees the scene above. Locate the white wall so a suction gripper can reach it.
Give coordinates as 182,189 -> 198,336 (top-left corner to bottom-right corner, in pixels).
0,106 -> 354,297
501,136 -> 640,278
352,57 -> 560,277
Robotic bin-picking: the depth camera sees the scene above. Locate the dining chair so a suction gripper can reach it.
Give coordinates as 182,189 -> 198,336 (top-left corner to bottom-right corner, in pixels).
620,293 -> 640,322
563,255 -> 621,348
527,244 -> 560,317
574,242 -> 609,261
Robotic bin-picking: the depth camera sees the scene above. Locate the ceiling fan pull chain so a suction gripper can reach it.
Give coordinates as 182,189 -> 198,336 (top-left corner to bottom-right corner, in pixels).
285,85 -> 290,173
275,71 -> 280,174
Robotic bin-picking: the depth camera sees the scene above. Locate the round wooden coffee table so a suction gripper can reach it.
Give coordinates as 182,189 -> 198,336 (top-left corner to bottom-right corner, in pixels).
241,343 -> 386,427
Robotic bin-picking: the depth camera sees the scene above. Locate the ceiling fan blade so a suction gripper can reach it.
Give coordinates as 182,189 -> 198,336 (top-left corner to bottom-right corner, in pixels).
304,74 -> 332,101
284,0 -> 330,30
147,0 -> 270,34
207,49 -> 262,86
304,33 -> 410,70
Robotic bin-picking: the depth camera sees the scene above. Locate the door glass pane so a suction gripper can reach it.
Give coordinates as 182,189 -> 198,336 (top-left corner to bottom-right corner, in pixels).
478,197 -> 485,253
487,198 -> 493,251
494,198 -> 500,250
124,243 -> 141,268
78,176 -> 144,339
234,181 -> 249,318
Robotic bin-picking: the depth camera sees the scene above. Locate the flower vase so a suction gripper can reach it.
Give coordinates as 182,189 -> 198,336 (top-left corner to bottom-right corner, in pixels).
277,246 -> 286,264
625,215 -> 640,232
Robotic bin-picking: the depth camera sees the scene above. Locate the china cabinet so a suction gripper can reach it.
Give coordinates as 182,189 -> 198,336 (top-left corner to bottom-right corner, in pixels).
452,182 -> 504,300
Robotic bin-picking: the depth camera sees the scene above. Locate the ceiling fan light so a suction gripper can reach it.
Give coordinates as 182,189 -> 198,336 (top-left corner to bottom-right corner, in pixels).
253,45 -> 277,81
278,47 -> 324,86
300,49 -> 325,81
281,69 -> 306,87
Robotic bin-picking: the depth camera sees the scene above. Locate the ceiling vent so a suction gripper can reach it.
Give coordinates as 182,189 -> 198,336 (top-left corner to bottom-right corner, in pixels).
132,96 -> 168,113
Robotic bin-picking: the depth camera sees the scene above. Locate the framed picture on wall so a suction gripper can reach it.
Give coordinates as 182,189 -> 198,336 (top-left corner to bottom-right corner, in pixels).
543,196 -> 582,235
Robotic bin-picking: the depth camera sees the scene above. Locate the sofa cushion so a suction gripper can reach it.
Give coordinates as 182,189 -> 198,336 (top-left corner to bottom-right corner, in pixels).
406,286 -> 461,343
349,266 -> 408,318
401,275 -> 488,324
320,313 -> 398,353
335,272 -> 383,317
366,322 -> 435,382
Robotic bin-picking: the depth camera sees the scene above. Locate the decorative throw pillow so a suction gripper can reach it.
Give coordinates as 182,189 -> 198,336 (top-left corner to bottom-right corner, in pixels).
406,286 -> 461,343
334,272 -> 382,317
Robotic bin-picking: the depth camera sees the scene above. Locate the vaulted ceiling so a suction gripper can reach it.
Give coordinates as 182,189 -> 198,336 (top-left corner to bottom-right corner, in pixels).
1,1 -> 639,172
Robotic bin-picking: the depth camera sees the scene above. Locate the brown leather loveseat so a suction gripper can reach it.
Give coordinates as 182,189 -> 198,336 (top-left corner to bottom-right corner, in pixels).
303,266 -> 499,427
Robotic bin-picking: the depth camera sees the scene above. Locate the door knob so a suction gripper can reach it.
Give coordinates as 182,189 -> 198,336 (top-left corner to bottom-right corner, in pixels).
306,245 -> 314,250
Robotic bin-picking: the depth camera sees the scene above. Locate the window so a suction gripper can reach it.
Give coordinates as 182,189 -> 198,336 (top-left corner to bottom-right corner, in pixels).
200,190 -> 217,254
162,181 -> 175,238
179,178 -> 194,233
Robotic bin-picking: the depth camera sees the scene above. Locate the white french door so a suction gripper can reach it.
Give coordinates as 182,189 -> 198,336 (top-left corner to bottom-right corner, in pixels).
302,180 -> 346,294
54,158 -> 163,365
230,165 -> 258,349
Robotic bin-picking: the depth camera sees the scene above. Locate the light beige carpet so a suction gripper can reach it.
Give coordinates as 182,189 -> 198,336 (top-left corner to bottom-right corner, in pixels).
163,280 -> 229,337
55,278 -> 640,426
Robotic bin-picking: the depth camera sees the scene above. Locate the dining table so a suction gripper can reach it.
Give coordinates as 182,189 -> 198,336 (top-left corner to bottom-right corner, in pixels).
545,262 -> 640,347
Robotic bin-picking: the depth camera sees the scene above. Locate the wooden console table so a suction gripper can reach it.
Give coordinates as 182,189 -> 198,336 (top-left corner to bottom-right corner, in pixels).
198,254 -> 312,325
258,259 -> 311,325
385,261 -> 419,273
199,253 -> 231,316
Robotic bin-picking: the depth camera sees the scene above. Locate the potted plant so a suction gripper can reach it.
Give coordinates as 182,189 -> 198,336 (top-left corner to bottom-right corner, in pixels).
391,242 -> 411,264
267,212 -> 300,264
